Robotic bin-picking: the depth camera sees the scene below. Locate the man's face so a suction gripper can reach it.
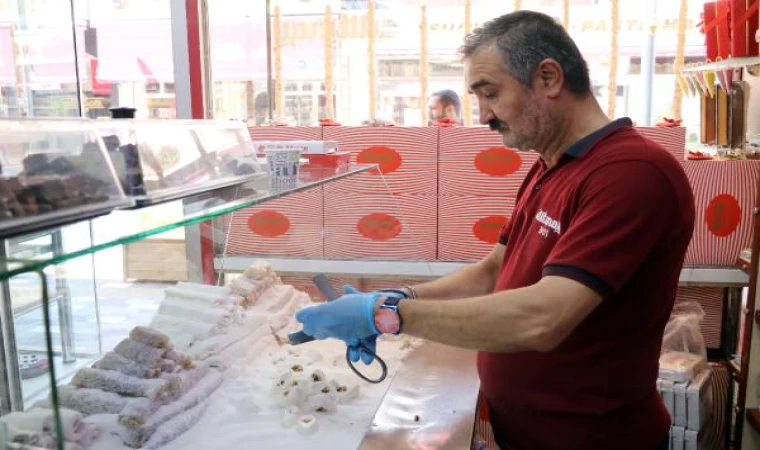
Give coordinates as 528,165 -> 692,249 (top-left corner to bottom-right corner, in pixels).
428,96 -> 446,121
465,45 -> 557,152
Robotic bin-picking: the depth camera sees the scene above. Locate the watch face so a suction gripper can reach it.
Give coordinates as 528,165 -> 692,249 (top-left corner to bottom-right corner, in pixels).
374,308 -> 400,334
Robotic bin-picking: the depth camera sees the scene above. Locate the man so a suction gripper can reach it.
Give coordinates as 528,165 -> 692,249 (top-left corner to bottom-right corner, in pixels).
296,11 -> 694,450
428,89 -> 463,125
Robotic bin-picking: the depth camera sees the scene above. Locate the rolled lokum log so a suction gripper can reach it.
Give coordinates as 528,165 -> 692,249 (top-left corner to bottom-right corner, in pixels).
42,408 -> 87,443
72,368 -> 169,402
119,397 -> 156,428
114,339 -> 166,368
77,422 -> 102,447
1,408 -> 86,443
142,400 -> 210,450
117,370 -> 222,448
94,352 -> 160,378
163,287 -> 227,306
56,385 -> 127,415
175,282 -> 232,298
129,326 -> 170,349
165,349 -> 194,370
149,315 -> 220,345
157,298 -> 234,328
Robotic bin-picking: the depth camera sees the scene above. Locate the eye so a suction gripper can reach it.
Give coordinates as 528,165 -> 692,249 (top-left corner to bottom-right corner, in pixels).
484,92 -> 498,100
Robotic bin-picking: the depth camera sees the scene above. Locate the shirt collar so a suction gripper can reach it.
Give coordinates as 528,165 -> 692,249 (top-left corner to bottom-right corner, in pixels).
564,117 -> 633,159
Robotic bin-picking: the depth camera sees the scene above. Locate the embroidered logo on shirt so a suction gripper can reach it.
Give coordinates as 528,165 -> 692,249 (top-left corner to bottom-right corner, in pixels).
535,209 -> 561,237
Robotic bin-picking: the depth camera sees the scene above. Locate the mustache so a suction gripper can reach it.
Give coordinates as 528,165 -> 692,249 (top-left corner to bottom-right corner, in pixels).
488,119 -> 507,132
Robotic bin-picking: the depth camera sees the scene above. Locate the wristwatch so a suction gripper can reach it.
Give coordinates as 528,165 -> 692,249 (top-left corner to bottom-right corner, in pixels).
374,297 -> 403,335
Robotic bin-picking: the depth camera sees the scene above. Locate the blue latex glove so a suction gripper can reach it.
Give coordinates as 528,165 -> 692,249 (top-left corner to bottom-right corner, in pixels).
295,285 -> 381,364
345,286 -> 408,364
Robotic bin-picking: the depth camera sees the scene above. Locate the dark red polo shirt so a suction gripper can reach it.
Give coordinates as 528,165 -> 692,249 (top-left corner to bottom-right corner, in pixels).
479,118 -> 695,450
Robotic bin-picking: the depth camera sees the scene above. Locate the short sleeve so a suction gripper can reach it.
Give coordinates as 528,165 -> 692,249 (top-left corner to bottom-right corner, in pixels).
543,162 -> 680,299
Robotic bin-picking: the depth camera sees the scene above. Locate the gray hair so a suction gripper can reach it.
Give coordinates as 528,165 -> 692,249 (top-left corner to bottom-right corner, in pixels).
460,11 -> 591,96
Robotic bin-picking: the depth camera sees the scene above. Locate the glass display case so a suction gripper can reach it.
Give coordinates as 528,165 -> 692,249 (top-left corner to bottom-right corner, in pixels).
95,120 -> 265,206
0,119 -> 131,239
0,139 -> 480,450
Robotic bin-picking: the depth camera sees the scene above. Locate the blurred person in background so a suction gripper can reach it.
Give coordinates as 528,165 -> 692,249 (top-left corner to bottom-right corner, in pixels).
428,89 -> 463,126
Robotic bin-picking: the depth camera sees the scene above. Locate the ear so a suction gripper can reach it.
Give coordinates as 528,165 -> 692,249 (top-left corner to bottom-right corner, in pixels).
534,58 -> 564,99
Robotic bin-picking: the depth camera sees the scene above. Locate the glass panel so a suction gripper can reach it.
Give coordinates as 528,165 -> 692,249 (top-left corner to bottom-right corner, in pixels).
0,165 -> 431,449
207,1 -> 268,123
0,163 -> 375,281
72,0 -> 176,120
0,0 -> 81,118
0,118 -> 130,239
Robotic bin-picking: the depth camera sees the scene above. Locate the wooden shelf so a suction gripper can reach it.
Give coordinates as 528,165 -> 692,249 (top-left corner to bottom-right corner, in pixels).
738,248 -> 752,275
748,409 -> 760,436
729,359 -> 743,379
681,56 -> 760,73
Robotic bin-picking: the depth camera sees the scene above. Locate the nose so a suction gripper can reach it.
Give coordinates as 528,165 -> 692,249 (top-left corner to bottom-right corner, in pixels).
479,106 -> 494,126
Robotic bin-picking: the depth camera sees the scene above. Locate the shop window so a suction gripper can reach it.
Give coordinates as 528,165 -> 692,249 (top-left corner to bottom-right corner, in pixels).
73,0 -> 177,119
0,0 -> 80,118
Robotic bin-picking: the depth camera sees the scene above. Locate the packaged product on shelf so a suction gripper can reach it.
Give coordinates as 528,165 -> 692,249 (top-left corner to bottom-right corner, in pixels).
671,425 -> 686,450
686,367 -> 714,432
660,303 -> 708,382
674,381 -> 688,427
660,379 -> 676,421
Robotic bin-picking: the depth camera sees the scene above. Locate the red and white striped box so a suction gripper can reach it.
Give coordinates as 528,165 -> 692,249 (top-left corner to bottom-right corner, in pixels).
323,180 -> 437,260
438,195 -> 515,262
248,126 -> 322,142
322,126 -> 438,195
439,127 -> 539,197
635,127 -> 686,163
684,160 -> 760,266
225,188 -> 324,258
675,286 -> 724,349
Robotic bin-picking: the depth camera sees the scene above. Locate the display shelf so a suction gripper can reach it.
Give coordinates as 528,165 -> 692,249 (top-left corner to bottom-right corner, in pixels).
681,56 -> 760,73
0,164 -> 375,282
216,257 -> 751,286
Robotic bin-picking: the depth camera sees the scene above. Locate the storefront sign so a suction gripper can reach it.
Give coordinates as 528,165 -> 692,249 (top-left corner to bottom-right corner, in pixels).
357,212 -> 402,241
474,147 -> 521,177
705,194 -> 742,237
248,210 -> 291,237
472,216 -> 508,244
356,146 -> 402,175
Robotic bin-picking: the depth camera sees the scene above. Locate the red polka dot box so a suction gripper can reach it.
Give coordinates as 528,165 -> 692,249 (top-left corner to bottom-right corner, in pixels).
683,160 -> 760,266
